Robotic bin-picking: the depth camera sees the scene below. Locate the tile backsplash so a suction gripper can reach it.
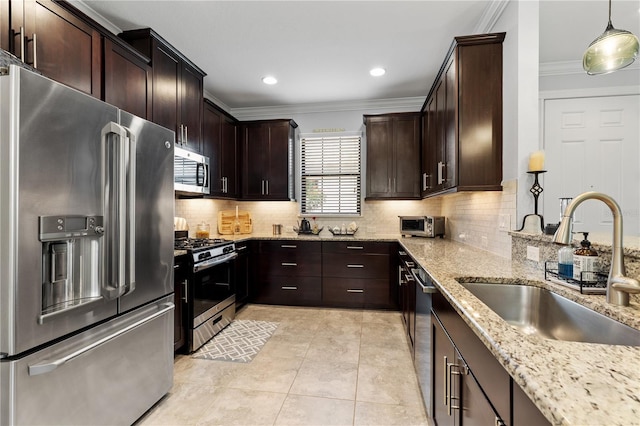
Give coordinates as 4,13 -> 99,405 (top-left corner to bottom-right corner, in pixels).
175,179 -> 517,259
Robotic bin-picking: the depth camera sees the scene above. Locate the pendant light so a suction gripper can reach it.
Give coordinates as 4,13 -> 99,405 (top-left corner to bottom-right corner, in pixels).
582,0 -> 639,75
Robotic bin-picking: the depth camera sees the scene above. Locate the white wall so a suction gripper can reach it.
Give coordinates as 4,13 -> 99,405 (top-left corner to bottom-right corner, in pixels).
491,0 -> 540,226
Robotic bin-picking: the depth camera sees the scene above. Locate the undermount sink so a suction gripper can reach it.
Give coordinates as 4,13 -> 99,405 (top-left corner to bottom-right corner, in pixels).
460,282 -> 640,346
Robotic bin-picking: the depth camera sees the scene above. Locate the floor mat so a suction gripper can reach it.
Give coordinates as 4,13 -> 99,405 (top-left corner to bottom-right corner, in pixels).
191,319 -> 279,363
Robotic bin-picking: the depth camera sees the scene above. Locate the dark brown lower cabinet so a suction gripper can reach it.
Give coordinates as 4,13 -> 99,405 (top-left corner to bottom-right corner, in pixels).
432,291 -> 550,425
321,241 -> 396,309
173,255 -> 187,352
253,240 -> 322,306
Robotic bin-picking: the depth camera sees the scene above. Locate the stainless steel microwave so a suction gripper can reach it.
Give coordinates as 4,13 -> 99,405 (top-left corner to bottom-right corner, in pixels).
399,216 -> 445,238
174,146 -> 210,195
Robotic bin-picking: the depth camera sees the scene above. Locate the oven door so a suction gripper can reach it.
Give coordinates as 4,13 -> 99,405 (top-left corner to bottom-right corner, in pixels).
189,253 -> 237,351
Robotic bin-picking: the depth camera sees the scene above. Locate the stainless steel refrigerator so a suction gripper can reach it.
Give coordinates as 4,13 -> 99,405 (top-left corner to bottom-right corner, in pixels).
0,65 -> 175,425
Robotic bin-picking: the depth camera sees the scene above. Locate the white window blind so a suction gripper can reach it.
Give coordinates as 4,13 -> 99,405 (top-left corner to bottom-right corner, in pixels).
301,134 -> 361,215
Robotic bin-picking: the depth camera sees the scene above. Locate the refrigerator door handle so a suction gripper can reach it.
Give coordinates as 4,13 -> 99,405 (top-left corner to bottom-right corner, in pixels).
101,122 -> 134,300
28,302 -> 175,376
124,126 -> 136,296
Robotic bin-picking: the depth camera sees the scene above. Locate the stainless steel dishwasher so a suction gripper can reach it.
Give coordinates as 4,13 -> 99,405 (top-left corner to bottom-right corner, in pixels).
411,266 -> 438,418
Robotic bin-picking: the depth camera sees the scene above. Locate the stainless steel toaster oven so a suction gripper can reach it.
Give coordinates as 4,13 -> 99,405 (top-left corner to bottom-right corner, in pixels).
399,216 -> 445,238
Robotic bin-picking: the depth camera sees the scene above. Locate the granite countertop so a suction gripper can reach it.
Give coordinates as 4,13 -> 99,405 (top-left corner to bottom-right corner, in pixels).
398,237 -> 640,426
173,232 -> 640,424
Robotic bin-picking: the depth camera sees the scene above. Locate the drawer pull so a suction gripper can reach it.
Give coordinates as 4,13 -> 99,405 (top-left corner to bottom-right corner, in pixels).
236,245 -> 247,251
281,244 -> 297,249
281,286 -> 298,290
347,289 -> 364,293
347,264 -> 364,268
346,246 -> 364,250
281,262 -> 298,267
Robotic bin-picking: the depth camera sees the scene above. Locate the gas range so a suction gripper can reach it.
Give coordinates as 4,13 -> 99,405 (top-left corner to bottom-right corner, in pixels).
174,237 -> 236,272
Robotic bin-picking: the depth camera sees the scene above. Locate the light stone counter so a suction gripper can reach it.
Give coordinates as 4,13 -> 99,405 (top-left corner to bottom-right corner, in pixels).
398,237 -> 640,426
173,232 -> 640,424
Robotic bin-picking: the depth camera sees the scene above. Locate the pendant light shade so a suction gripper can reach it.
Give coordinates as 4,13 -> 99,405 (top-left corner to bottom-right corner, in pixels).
582,0 -> 639,75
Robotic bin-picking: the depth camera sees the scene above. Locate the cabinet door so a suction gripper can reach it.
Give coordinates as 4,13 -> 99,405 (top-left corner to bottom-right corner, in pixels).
103,38 -> 150,119
366,117 -> 393,197
461,361 -> 504,426
432,313 -> 459,426
1,1 -> 10,52
421,107 -> 437,196
220,116 -> 238,198
234,242 -> 250,306
21,0 -> 101,97
173,260 -> 187,352
180,62 -> 203,153
242,123 -> 269,198
443,56 -> 457,190
151,41 -> 180,141
392,114 -> 420,198
265,121 -> 290,199
203,101 -> 223,195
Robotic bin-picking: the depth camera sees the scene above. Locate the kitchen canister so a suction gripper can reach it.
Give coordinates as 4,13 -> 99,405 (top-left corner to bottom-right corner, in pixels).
272,224 -> 282,235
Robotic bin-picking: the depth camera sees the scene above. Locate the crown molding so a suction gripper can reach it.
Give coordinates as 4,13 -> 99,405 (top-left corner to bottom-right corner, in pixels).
72,1 -> 122,36
230,97 -> 425,120
474,0 -> 510,33
540,60 -> 640,77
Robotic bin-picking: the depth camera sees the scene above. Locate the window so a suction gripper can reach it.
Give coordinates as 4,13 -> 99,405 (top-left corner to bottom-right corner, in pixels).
300,134 -> 361,215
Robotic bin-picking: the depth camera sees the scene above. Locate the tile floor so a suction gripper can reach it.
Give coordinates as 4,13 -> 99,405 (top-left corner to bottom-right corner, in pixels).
137,304 -> 429,425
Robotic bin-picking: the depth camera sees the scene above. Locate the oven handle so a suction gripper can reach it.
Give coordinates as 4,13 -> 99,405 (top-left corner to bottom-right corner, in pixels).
193,251 -> 238,273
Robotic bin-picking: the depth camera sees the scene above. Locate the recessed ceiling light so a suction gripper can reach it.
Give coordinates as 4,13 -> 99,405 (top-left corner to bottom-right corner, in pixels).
262,76 -> 278,85
370,67 -> 386,77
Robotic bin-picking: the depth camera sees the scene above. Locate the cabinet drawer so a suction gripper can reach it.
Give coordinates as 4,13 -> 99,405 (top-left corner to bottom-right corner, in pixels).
322,241 -> 393,255
255,276 -> 321,306
322,278 -> 391,308
258,240 -> 320,254
258,253 -> 321,277
323,253 -> 389,278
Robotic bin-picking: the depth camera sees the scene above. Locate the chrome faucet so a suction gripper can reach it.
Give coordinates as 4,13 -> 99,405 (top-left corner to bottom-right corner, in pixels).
552,191 -> 640,306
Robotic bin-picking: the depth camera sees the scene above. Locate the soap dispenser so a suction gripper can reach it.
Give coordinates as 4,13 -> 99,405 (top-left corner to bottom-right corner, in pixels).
573,232 -> 599,283
557,244 -> 574,279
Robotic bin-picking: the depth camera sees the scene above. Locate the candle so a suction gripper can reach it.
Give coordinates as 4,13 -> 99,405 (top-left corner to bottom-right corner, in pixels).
528,150 -> 545,172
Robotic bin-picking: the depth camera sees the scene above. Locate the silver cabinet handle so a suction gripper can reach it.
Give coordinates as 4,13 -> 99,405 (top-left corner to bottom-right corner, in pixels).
16,26 -> 25,62
185,125 -> 188,144
261,179 -> 265,195
347,264 -> 364,268
423,172 -> 427,191
32,32 -> 37,68
28,302 -> 174,376
346,246 -> 364,250
281,286 -> 298,290
438,161 -> 446,185
281,262 -> 297,267
182,279 -> 188,302
281,244 -> 297,249
265,179 -> 269,195
405,261 -> 415,268
347,289 -> 364,293
236,245 -> 247,252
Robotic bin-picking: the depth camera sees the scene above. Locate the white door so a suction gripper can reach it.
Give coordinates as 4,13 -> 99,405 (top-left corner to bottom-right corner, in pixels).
543,95 -> 639,237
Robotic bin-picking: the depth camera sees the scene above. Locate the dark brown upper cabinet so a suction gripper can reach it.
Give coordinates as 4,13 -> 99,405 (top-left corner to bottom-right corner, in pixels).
103,37 -> 151,120
365,112 -> 421,199
7,0 -> 102,97
421,32 -> 505,197
120,28 -> 205,153
241,119 -> 297,201
203,99 -> 239,199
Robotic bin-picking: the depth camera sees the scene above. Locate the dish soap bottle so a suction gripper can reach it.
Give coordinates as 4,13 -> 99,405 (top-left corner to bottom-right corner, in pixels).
573,232 -> 599,283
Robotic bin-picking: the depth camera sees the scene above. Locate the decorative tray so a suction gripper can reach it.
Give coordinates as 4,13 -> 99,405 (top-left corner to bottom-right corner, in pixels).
294,226 -> 323,236
328,227 -> 358,236
544,261 -> 607,294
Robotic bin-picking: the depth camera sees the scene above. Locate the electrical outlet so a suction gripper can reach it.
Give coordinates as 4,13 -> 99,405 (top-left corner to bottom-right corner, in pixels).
526,246 -> 540,262
498,214 -> 510,232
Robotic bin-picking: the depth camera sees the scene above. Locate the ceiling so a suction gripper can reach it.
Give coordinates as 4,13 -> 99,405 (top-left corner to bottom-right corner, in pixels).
74,0 -> 640,110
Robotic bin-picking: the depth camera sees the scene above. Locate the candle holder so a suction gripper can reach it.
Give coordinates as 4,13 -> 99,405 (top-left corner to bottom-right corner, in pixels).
517,170 -> 546,233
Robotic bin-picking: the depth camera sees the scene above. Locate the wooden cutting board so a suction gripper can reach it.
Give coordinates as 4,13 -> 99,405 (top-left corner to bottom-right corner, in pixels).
218,210 -> 253,235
